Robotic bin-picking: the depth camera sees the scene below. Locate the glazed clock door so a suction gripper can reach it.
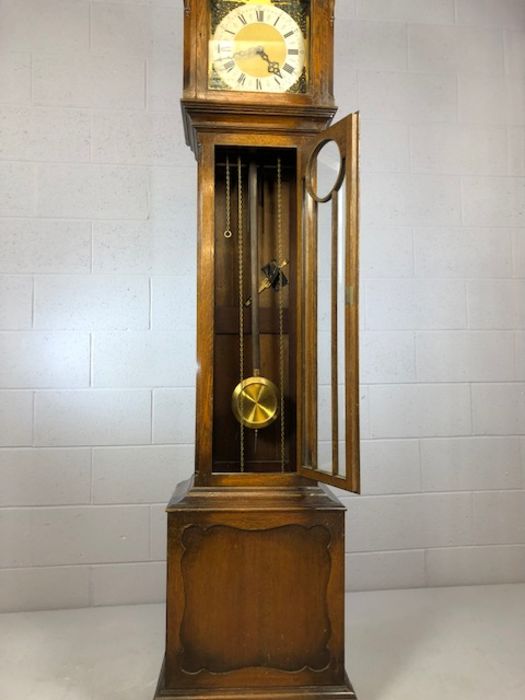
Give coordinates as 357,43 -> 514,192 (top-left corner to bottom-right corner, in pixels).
299,112 -> 360,494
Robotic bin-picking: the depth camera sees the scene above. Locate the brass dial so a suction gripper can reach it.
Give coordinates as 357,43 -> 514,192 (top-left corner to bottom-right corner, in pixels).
209,2 -> 307,93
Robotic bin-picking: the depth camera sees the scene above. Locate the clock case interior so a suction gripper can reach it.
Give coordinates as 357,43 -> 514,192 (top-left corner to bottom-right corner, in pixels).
213,146 -> 296,474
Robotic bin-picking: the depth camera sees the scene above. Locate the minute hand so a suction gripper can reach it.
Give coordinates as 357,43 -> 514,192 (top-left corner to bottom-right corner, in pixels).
256,48 -> 283,78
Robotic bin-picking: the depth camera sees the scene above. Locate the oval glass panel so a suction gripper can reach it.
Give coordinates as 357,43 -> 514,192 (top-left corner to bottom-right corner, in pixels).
306,139 -> 344,203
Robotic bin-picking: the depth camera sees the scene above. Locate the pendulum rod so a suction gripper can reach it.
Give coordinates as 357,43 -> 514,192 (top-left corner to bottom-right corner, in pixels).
249,162 -> 260,375
277,158 -> 286,473
237,155 -> 245,472
232,157 -> 279,442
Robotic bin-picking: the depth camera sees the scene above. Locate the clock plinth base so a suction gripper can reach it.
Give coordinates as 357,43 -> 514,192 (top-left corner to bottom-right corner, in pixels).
154,662 -> 357,699
156,478 -> 356,700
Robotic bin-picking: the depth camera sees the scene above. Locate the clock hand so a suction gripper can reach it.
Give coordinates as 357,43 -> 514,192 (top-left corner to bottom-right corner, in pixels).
266,59 -> 283,78
255,47 -> 283,78
234,45 -> 265,59
216,46 -> 265,61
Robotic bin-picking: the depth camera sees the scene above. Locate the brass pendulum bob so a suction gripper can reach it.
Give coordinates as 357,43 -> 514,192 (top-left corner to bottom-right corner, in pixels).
232,371 -> 279,430
232,161 -> 279,430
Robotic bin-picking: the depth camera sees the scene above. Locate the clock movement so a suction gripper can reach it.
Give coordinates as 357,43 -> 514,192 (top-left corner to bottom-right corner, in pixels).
154,1 -> 360,698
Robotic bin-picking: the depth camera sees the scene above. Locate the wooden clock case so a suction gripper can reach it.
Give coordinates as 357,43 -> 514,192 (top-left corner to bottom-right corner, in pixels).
154,2 -> 360,699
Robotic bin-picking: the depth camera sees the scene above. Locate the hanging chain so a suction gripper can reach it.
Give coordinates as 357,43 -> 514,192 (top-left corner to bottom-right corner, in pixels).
277,158 -> 286,473
224,155 -> 232,239
237,156 -> 245,472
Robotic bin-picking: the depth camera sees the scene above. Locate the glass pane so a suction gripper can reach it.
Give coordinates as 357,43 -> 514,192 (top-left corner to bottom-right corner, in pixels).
337,182 -> 347,475
300,112 -> 360,493
312,140 -> 343,201
314,142 -> 346,479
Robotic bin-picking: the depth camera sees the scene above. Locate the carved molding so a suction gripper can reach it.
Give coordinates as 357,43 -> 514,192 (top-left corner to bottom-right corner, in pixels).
179,524 -> 333,676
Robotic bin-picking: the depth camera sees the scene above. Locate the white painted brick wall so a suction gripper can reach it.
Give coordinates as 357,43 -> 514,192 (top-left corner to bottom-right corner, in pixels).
0,277 -> 33,328
0,0 -> 524,611
0,332 -> 91,387
0,53 -> 32,104
0,448 -> 92,506
0,221 -> 92,273
34,390 -> 153,446
0,392 -> 33,446
34,275 -> 151,330
33,53 -> 146,109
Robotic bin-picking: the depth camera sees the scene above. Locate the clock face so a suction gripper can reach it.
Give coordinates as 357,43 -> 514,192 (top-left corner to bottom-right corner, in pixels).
209,1 -> 308,94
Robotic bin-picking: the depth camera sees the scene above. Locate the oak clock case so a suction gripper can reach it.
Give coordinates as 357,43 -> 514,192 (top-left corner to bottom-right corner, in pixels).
153,2 -> 360,699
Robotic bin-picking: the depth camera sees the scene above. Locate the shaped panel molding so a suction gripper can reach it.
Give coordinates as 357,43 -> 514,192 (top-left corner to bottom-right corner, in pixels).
180,524 -> 332,674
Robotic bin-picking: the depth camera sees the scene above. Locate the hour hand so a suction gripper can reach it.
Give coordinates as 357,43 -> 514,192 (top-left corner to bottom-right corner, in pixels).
255,47 -> 283,78
266,60 -> 283,78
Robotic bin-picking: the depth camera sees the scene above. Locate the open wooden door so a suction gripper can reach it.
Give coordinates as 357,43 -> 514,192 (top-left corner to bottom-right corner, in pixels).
298,112 -> 360,493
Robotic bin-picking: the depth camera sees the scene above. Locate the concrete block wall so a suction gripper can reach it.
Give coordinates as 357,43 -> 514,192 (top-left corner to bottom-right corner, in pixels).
338,0 -> 525,591
0,0 -> 524,611
0,0 -> 195,612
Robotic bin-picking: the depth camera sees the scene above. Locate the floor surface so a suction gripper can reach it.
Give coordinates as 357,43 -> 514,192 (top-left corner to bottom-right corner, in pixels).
1,584 -> 524,699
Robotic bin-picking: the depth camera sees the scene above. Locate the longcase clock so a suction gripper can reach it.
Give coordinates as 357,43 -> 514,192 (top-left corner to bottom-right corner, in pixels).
154,1 -> 360,698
